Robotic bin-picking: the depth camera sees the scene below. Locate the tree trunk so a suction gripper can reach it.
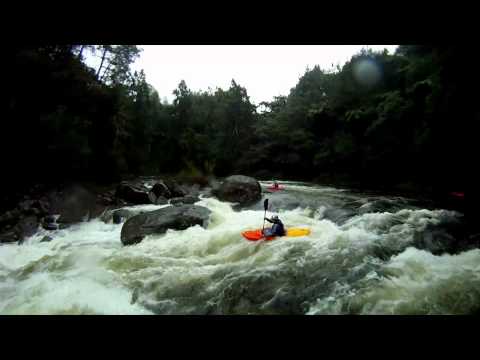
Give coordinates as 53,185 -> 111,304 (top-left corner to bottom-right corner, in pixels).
100,63 -> 112,82
96,47 -> 109,79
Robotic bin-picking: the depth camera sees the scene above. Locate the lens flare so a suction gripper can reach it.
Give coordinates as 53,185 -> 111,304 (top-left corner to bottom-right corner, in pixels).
353,59 -> 381,87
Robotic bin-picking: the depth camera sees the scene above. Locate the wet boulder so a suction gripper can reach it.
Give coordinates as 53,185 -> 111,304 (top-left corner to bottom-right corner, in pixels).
0,230 -> 19,243
17,216 -> 40,243
115,182 -> 151,205
101,208 -> 148,224
51,185 -> 97,224
147,191 -> 169,205
163,179 -> 187,198
170,195 -> 200,205
42,222 -> 59,231
413,214 -> 466,255
150,182 -> 172,199
112,209 -> 142,224
154,196 -> 168,205
121,204 -> 211,246
212,175 -> 261,206
41,215 -> 58,230
40,236 -> 53,243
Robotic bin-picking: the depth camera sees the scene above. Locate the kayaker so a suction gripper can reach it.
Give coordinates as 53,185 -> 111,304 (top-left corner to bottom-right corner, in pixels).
263,215 -> 285,237
273,181 -> 279,189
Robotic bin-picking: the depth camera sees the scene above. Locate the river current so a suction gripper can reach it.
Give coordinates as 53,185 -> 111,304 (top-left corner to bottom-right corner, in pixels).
0,181 -> 476,314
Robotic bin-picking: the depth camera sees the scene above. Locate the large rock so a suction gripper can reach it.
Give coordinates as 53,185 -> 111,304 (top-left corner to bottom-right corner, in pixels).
121,205 -> 211,246
50,185 -> 97,224
150,182 -> 172,199
147,191 -> 168,205
17,216 -> 39,243
163,179 -> 187,198
115,182 -> 151,205
170,195 -> 200,205
100,208 -> 147,224
213,175 -> 261,205
413,215 -> 467,255
113,210 -> 130,224
150,180 -> 188,200
0,230 -> 19,243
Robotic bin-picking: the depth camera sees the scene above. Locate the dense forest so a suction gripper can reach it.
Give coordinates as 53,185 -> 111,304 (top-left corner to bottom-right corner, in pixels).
2,45 -> 466,210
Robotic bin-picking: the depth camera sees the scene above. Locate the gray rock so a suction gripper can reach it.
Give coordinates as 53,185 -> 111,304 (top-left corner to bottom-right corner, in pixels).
148,191 -> 158,204
413,215 -> 466,255
42,222 -> 59,231
101,207 -> 149,224
121,205 -> 211,246
163,179 -> 187,198
212,175 -> 261,206
170,195 -> 200,205
43,215 -> 56,224
17,216 -> 39,239
115,182 -> 151,204
155,196 -> 168,205
0,230 -> 19,243
150,182 -> 172,199
40,236 -> 53,243
52,185 -> 97,224
112,209 -> 135,224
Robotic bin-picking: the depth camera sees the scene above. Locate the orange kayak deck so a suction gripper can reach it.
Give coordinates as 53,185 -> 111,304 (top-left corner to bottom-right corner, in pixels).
242,228 -> 311,241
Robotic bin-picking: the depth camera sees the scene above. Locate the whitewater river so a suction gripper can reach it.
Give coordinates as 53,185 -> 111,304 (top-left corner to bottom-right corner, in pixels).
0,181 -> 477,315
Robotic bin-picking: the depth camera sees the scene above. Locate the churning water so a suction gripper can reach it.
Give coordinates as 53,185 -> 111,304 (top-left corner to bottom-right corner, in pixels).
0,181 -> 477,314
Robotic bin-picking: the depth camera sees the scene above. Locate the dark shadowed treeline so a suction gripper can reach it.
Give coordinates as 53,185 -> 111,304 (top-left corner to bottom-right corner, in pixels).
2,45 -> 465,209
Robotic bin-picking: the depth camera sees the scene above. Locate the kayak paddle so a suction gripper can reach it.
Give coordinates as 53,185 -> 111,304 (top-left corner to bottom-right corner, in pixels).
262,198 -> 269,234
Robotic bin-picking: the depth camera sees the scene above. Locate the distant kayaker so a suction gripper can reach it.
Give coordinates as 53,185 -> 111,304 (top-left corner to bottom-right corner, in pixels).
273,181 -> 279,189
263,215 -> 285,237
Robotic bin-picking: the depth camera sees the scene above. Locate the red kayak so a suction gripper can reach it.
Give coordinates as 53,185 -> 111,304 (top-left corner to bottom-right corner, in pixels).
242,229 -> 275,241
242,228 -> 311,241
450,192 -> 464,198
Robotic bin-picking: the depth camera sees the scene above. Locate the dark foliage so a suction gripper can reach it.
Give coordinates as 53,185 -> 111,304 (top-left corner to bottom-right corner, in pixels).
1,45 -> 466,210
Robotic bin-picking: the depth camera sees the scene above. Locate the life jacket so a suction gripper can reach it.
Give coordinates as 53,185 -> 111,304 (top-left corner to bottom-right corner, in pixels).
271,220 -> 285,236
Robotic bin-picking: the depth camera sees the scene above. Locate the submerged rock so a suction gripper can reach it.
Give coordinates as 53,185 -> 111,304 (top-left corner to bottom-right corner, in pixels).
120,204 -> 211,246
212,175 -> 261,206
40,236 -> 53,243
413,214 -> 467,255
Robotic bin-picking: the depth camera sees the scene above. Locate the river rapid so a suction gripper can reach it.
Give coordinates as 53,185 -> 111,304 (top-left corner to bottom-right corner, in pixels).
0,181 -> 477,315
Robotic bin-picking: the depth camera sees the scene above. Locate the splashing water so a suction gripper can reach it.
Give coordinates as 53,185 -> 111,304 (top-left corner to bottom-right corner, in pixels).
0,182 -> 476,314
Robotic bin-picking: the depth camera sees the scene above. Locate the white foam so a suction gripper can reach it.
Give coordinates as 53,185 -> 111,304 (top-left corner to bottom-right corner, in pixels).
0,185 -> 472,314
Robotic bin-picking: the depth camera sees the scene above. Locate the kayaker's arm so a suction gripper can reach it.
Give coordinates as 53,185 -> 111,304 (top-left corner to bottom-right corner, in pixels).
264,217 -> 274,223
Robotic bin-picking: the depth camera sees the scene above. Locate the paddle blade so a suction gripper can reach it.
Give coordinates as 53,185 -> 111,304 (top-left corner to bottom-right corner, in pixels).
264,198 -> 269,211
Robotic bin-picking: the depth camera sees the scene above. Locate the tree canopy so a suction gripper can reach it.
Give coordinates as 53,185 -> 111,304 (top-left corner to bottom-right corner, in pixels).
2,45 -> 466,207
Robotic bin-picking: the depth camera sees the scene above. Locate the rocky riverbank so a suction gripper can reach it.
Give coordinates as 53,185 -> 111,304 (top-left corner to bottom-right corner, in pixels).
0,175 -> 263,245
